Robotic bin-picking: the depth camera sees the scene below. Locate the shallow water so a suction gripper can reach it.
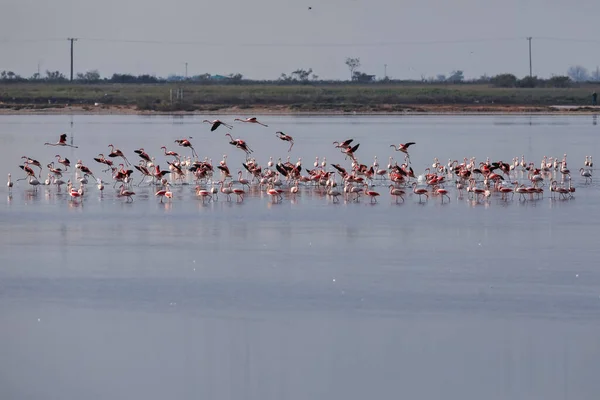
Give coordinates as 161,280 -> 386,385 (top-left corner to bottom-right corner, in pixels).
1,114 -> 600,400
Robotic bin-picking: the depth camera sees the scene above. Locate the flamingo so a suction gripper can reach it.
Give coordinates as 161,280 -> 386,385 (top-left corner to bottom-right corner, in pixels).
219,180 -> 233,201
203,119 -> 233,131
119,185 -> 136,202
67,181 -> 83,201
388,185 -> 405,203
390,142 -> 416,155
266,184 -> 284,203
55,155 -> 71,170
363,184 -> 380,203
580,168 -> 592,183
108,144 -> 131,166
21,157 -> 43,176
230,182 -> 246,202
435,187 -> 450,203
290,180 -> 299,198
134,148 -> 152,163
44,133 -> 78,148
155,183 -> 172,203
237,171 -> 250,188
275,131 -> 294,152
225,134 -> 253,155
234,117 -> 268,127
160,146 -> 180,159
174,139 -> 198,158
7,173 -> 13,192
412,182 -> 429,202
97,178 -> 104,192
332,138 -> 354,150
327,187 -> 342,203
195,186 -> 213,203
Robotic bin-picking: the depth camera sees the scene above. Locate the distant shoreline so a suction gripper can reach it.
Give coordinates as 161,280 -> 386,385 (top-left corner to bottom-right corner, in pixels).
1,82 -> 600,116
1,104 -> 600,116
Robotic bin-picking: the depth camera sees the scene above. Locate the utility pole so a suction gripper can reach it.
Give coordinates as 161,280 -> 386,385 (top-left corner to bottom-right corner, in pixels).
68,38 -> 78,81
185,62 -> 188,79
527,37 -> 532,77
384,64 -> 387,79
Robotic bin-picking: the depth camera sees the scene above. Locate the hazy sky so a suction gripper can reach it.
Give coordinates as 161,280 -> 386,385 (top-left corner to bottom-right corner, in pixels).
1,0 -> 599,80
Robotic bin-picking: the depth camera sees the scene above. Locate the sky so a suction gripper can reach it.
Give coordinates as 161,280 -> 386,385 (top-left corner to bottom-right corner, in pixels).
1,0 -> 599,80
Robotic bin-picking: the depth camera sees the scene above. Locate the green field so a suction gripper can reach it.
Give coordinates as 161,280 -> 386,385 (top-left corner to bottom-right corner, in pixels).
1,83 -> 599,112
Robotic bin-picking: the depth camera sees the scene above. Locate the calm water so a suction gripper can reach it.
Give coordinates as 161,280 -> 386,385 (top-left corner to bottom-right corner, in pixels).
1,114 -> 600,400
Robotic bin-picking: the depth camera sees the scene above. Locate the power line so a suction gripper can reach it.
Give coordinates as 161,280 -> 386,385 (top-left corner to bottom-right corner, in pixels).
76,37 -> 524,47
2,36 -> 600,47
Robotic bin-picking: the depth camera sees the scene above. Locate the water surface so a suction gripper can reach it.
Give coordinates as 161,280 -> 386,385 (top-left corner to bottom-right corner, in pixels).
1,114 -> 600,400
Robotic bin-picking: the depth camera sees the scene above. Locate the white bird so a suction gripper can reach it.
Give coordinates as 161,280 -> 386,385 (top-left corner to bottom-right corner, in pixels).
7,173 -> 13,192
580,168 -> 592,183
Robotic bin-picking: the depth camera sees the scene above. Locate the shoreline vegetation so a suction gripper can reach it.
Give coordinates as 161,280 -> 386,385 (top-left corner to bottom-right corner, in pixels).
1,83 -> 600,115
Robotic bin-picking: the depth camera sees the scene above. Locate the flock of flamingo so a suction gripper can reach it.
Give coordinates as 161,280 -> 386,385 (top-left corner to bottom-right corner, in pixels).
5,116 -> 595,206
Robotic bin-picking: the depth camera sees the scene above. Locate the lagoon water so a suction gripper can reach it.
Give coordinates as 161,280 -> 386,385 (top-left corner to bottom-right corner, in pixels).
1,114 -> 600,400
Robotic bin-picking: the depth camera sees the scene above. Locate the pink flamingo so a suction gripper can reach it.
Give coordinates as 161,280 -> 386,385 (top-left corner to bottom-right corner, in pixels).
266,184 -> 284,203
229,182 -> 246,202
363,184 -> 380,203
108,144 -> 130,166
234,117 -> 268,127
44,133 -> 78,148
174,139 -> 198,158
119,185 -> 136,202
203,119 -> 233,131
412,182 -> 429,202
195,186 -> 213,203
388,185 -> 405,203
219,180 -> 233,201
435,187 -> 450,203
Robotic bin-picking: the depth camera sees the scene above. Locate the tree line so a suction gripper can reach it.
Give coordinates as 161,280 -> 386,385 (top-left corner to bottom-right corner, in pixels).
1,60 -> 599,87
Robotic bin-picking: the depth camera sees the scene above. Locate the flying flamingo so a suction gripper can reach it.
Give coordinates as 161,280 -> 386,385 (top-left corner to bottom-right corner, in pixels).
119,185 -> 136,202
332,138 -> 354,150
390,142 -> 416,162
44,133 -> 78,148
134,148 -> 152,163
17,163 -> 36,181
21,157 -> 42,176
388,185 -> 405,203
160,146 -> 180,159
275,131 -> 294,152
225,134 -> 253,155
108,144 -> 131,166
203,119 -> 233,131
234,117 -> 268,127
412,182 -> 429,202
174,139 -> 198,158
